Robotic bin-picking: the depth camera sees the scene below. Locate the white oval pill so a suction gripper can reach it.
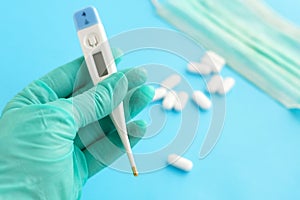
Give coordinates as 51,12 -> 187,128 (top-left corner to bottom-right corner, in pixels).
161,74 -> 181,89
192,91 -> 212,110
162,91 -> 177,110
207,75 -> 223,93
187,62 -> 212,75
218,77 -> 235,95
201,51 -> 226,73
187,62 -> 200,73
152,87 -> 167,102
174,91 -> 189,111
167,154 -> 193,172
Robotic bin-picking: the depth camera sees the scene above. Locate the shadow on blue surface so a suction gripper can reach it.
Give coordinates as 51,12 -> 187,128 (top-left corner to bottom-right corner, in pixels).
290,109 -> 300,119
166,165 -> 191,176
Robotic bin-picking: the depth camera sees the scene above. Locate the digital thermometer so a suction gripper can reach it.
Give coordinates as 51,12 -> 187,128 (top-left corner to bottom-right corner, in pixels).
74,7 -> 138,176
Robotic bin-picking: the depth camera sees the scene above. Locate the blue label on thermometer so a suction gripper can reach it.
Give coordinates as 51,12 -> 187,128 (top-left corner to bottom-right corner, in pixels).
74,7 -> 100,31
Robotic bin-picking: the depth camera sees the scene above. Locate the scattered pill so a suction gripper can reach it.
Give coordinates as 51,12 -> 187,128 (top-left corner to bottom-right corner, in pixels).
187,62 -> 212,75
192,91 -> 212,110
161,74 -> 181,89
167,154 -> 193,172
152,87 -> 168,102
201,51 -> 226,73
187,62 -> 199,73
207,75 -> 223,93
218,77 -> 235,95
162,91 -> 177,110
174,91 -> 189,111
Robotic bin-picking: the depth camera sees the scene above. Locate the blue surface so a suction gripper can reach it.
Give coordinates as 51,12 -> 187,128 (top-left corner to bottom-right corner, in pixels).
74,6 -> 100,31
0,1 -> 300,200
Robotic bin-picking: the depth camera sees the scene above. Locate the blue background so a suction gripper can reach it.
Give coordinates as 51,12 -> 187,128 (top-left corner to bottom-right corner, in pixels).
0,0 -> 300,199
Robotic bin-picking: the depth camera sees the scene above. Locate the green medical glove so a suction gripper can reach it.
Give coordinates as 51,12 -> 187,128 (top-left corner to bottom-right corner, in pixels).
0,56 -> 154,199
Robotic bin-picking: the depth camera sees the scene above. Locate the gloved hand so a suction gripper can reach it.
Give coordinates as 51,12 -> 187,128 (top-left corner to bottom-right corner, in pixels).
0,55 -> 154,199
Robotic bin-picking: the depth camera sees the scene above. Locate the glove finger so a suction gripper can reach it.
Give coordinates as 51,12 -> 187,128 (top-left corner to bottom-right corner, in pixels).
2,57 -> 84,114
40,48 -> 122,100
82,120 -> 147,178
124,67 -> 148,91
74,84 -> 154,150
52,72 -> 128,131
72,67 -> 147,97
98,84 -> 154,137
2,49 -> 123,115
40,57 -> 84,99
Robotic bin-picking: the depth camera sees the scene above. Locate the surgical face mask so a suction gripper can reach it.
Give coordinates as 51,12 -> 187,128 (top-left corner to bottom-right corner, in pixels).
152,0 -> 300,109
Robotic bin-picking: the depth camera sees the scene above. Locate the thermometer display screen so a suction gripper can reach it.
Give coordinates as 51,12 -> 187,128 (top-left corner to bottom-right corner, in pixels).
93,51 -> 108,77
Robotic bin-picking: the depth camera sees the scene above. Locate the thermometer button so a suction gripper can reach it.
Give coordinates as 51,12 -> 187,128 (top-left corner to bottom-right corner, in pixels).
85,34 -> 99,48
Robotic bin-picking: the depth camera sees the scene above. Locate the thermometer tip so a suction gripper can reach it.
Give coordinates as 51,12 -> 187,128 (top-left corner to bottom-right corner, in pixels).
132,167 -> 138,177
